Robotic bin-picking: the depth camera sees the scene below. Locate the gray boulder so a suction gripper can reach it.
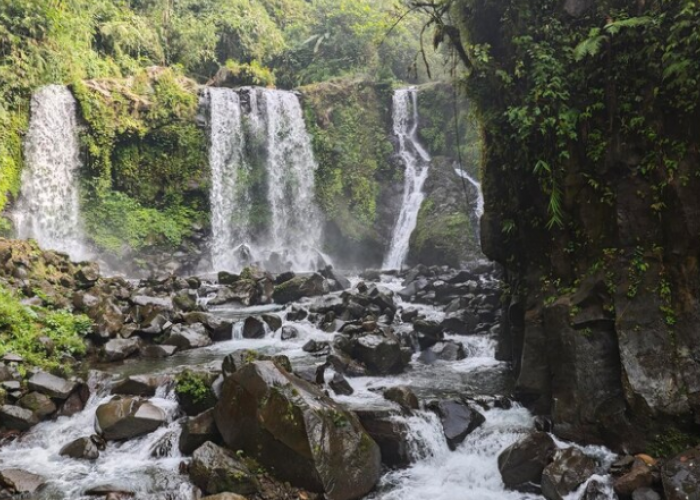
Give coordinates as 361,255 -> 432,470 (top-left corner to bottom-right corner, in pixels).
95,397 -> 166,441
427,399 -> 485,450
164,323 -> 212,350
102,338 -> 140,362
27,372 -> 76,400
541,448 -> 597,500
0,405 -> 38,431
179,409 -> 222,455
0,468 -> 45,494
214,361 -> 381,500
59,437 -> 100,460
498,432 -> 556,489
662,446 -> 700,500
18,392 -> 56,419
189,441 -> 259,496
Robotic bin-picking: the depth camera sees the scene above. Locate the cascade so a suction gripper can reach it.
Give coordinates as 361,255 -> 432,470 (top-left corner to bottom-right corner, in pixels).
205,87 -> 325,273
455,167 -> 485,218
13,85 -> 89,261
383,87 -> 431,271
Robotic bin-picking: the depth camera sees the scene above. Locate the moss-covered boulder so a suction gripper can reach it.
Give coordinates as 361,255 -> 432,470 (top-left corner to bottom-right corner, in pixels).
189,441 -> 259,496
214,361 -> 381,500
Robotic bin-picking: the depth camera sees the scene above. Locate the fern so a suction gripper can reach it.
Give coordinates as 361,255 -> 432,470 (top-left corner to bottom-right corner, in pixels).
574,17 -> 652,60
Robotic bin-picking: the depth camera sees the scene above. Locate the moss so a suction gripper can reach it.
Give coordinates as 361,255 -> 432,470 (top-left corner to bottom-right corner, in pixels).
648,427 -> 700,458
72,68 -> 208,256
175,370 -> 216,405
0,111 -> 27,214
300,77 -> 395,244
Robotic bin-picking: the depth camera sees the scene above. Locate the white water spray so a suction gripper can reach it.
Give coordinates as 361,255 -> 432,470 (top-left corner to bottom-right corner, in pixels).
383,88 -> 431,271
13,85 -> 89,261
205,87 -> 325,273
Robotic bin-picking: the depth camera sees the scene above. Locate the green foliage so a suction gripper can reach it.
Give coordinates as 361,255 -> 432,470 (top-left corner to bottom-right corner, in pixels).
0,286 -> 90,372
302,78 -> 394,242
82,191 -> 198,256
224,59 -> 276,87
175,370 -> 216,405
648,427 -> 699,459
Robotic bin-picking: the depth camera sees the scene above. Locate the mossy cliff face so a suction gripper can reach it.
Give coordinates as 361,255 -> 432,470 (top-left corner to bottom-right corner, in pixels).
447,0 -> 700,452
301,78 -> 482,269
409,83 -> 482,267
72,68 -> 209,271
299,78 -> 398,268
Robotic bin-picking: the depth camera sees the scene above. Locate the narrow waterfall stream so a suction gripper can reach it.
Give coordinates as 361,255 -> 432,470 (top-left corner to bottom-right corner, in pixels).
13,85 -> 89,261
205,87 -> 325,273
383,88 -> 431,271
0,269 -> 616,500
455,167 -> 485,218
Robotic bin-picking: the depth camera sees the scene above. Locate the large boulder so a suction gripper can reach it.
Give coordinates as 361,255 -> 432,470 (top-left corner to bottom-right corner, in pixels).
426,399 -> 485,450
209,280 -> 259,306
272,274 -> 327,304
498,432 -> 556,490
352,333 -> 406,375
179,409 -> 222,455
18,392 -> 56,419
102,338 -> 140,362
164,323 -> 212,350
0,468 -> 45,494
0,405 -> 38,431
214,361 -> 381,500
662,446 -> 700,500
189,441 -> 259,496
95,397 -> 166,441
27,372 -> 76,400
112,375 -> 169,397
541,448 -> 597,500
356,409 -> 411,468
241,317 -> 266,339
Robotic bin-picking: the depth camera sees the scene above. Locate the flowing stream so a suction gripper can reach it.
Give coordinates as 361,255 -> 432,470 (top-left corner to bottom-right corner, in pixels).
13,85 -> 89,261
205,87 -> 325,273
455,167 -> 485,218
383,88 -> 431,271
0,272 -> 616,500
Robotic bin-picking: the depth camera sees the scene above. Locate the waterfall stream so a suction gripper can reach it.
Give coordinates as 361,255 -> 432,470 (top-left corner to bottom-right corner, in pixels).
13,85 -> 89,261
383,88 -> 431,271
205,87 -> 325,273
455,167 -> 485,218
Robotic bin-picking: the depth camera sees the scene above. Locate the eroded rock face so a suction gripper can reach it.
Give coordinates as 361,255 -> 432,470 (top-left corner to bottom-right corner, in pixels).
95,397 -> 166,441
427,399 -> 485,450
662,446 -> 700,500
498,432 -> 556,490
214,361 -> 381,500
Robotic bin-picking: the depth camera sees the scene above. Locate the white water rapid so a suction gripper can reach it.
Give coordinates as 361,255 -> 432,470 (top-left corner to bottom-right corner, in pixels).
205,87 -> 325,273
13,85 -> 89,261
383,88 -> 431,271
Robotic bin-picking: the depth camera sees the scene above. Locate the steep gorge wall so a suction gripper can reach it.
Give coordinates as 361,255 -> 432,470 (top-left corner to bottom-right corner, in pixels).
450,0 -> 700,453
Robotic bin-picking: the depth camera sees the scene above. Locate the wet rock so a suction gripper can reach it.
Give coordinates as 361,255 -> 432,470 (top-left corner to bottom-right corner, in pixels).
498,432 -> 556,489
534,416 -> 553,433
209,280 -> 259,306
261,314 -> 282,332
58,384 -> 90,417
427,399 -> 485,450
27,372 -> 76,400
18,392 -> 56,419
84,485 -> 135,497
0,468 -> 45,494
440,311 -> 478,335
164,323 -> 212,350
217,271 -> 239,285
352,333 -> 406,375
419,340 -> 466,363
633,488 -> 661,500
281,325 -> 299,340
131,295 -> 173,310
202,494 -> 248,500
303,340 -> 331,356
0,405 -> 38,431
580,479 -> 610,500
356,408 -> 411,468
383,386 -> 419,411
102,338 -> 140,362
413,320 -> 444,350
59,436 -> 100,460
179,409 -> 222,455
615,463 -> 655,497
272,274 -> 327,304
184,312 -> 233,341
112,375 -> 169,397
329,373 -> 354,396
150,431 -> 176,458
321,266 -> 351,291
222,349 -> 293,376
214,361 -> 381,499
242,317 -> 266,339
662,445 -> 700,500
189,441 -> 259,496
141,344 -> 178,358
138,312 -> 169,336
541,448 -> 597,500
95,397 -> 166,441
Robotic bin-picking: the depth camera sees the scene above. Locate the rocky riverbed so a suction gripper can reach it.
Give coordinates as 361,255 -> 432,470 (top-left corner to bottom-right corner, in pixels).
0,239 -> 696,500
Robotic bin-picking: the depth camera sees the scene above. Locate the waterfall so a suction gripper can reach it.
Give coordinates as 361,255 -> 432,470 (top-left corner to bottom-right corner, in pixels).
454,167 -> 485,218
383,88 -> 431,271
205,87 -> 325,273
13,85 -> 89,261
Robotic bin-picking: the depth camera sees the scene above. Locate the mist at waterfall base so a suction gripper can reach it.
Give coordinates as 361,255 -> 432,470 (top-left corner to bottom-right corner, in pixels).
13,85 -> 90,262
204,86 -> 328,274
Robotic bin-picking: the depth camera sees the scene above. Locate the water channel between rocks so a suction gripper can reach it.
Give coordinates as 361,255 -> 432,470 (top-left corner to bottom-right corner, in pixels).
0,275 -> 617,500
